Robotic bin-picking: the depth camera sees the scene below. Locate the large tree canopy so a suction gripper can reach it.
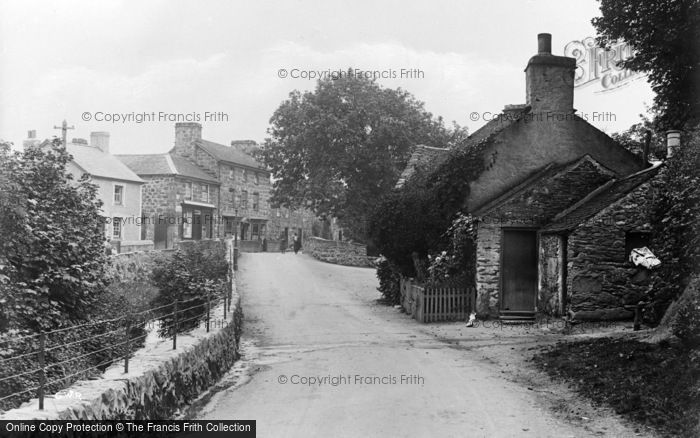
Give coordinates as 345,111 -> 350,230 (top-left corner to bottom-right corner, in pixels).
593,0 -> 700,130
260,72 -> 467,240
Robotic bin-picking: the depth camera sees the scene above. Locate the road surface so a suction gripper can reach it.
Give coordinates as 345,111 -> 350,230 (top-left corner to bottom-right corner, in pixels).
196,253 -> 596,438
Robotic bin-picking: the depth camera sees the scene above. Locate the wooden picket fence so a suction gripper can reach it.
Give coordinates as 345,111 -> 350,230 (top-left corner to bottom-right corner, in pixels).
401,277 -> 476,323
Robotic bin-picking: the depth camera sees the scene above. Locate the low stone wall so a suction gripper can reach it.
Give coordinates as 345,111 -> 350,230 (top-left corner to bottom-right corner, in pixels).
304,237 -> 374,267
108,250 -> 173,284
119,240 -> 154,253
0,240 -> 242,420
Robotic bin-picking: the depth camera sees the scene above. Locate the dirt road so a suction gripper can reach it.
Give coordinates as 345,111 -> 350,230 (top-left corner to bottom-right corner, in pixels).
196,253 -> 626,438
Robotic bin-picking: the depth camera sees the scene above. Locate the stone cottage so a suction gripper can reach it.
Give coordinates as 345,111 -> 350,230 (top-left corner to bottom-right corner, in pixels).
115,151 -> 221,249
398,33 -> 663,321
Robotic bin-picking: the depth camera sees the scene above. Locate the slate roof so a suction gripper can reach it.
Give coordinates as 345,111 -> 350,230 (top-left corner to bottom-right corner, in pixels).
470,155 -> 616,216
196,139 -> 262,169
115,154 -> 219,183
542,163 -> 663,233
395,145 -> 450,188
66,144 -> 143,183
395,105 -> 532,188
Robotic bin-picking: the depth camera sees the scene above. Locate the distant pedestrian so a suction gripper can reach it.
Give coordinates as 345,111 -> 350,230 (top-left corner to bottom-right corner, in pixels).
280,235 -> 287,254
293,233 -> 302,254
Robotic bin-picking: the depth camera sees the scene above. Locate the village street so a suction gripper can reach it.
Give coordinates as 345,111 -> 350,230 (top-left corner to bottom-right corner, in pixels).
195,253 -> 641,438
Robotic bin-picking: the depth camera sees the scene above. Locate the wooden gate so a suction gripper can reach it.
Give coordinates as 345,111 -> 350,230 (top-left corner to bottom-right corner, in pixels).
415,285 -> 476,323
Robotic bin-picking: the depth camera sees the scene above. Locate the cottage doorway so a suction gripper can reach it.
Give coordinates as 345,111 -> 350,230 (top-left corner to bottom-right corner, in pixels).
501,229 -> 537,313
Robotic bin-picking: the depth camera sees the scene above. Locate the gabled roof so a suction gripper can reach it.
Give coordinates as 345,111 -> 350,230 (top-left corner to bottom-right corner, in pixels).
196,139 -> 263,170
542,163 -> 663,233
66,144 -> 143,183
395,145 -> 450,188
396,106 -> 531,188
115,153 -> 219,184
471,155 -> 616,216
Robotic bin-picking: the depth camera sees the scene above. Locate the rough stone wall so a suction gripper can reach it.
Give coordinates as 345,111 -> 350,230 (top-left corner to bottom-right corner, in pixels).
475,223 -> 500,317
218,162 -> 272,221
566,179 -> 659,319
266,207 -> 317,242
539,234 -> 563,315
173,123 -> 201,158
304,237 -> 372,267
474,157 -> 615,317
192,147 -> 220,179
140,175 -> 177,245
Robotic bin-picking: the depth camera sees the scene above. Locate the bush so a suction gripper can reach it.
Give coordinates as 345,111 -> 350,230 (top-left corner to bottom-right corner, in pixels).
150,241 -> 228,337
670,276 -> 700,346
648,128 -> 700,323
0,139 -> 109,331
376,256 -> 402,305
426,213 -> 476,285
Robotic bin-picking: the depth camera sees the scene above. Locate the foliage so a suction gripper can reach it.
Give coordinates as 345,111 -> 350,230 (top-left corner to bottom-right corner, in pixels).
670,276 -> 700,346
370,133 -> 494,276
426,214 -> 476,285
375,256 -> 402,305
647,128 -> 700,323
0,288 -> 148,412
0,139 -> 110,332
592,0 -> 700,130
533,338 -> 700,437
260,71 -> 468,241
150,241 -> 228,337
610,112 -> 667,160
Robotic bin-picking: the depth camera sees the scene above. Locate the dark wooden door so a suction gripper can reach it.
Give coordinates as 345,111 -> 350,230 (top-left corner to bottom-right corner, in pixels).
192,211 -> 202,240
154,222 -> 168,249
502,230 -> 537,312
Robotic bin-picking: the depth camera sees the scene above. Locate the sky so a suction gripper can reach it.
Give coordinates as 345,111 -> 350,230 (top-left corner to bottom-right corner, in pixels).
0,0 -> 655,154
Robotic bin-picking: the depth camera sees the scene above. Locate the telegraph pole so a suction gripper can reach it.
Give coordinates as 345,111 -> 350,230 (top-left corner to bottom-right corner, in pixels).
53,120 -> 74,146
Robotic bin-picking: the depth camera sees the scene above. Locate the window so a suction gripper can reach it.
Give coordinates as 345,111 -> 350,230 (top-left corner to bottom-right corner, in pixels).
112,217 -> 122,239
252,223 -> 259,240
183,210 -> 193,238
626,231 -> 651,259
254,173 -> 260,185
253,192 -> 259,211
113,185 -> 124,205
185,182 -> 192,201
229,188 -> 236,207
241,190 -> 248,209
229,168 -> 235,179
201,184 -> 209,203
242,169 -> 247,182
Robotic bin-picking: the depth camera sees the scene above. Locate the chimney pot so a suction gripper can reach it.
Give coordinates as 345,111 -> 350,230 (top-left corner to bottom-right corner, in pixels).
666,130 -> 681,158
538,33 -> 552,55
27,130 -> 36,139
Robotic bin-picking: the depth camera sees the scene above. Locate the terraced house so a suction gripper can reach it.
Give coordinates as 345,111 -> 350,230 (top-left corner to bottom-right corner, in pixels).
117,123 -> 273,249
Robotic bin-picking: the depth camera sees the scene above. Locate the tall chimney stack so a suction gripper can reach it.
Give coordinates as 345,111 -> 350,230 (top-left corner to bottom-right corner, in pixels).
174,122 -> 202,157
90,131 -> 110,153
525,33 -> 576,114
666,130 -> 681,158
23,130 -> 40,150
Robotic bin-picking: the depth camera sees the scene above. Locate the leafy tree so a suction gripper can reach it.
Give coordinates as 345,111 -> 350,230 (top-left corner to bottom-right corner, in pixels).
647,128 -> 700,323
0,139 -> 109,331
260,71 -> 468,241
592,0 -> 700,130
610,112 -> 667,160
